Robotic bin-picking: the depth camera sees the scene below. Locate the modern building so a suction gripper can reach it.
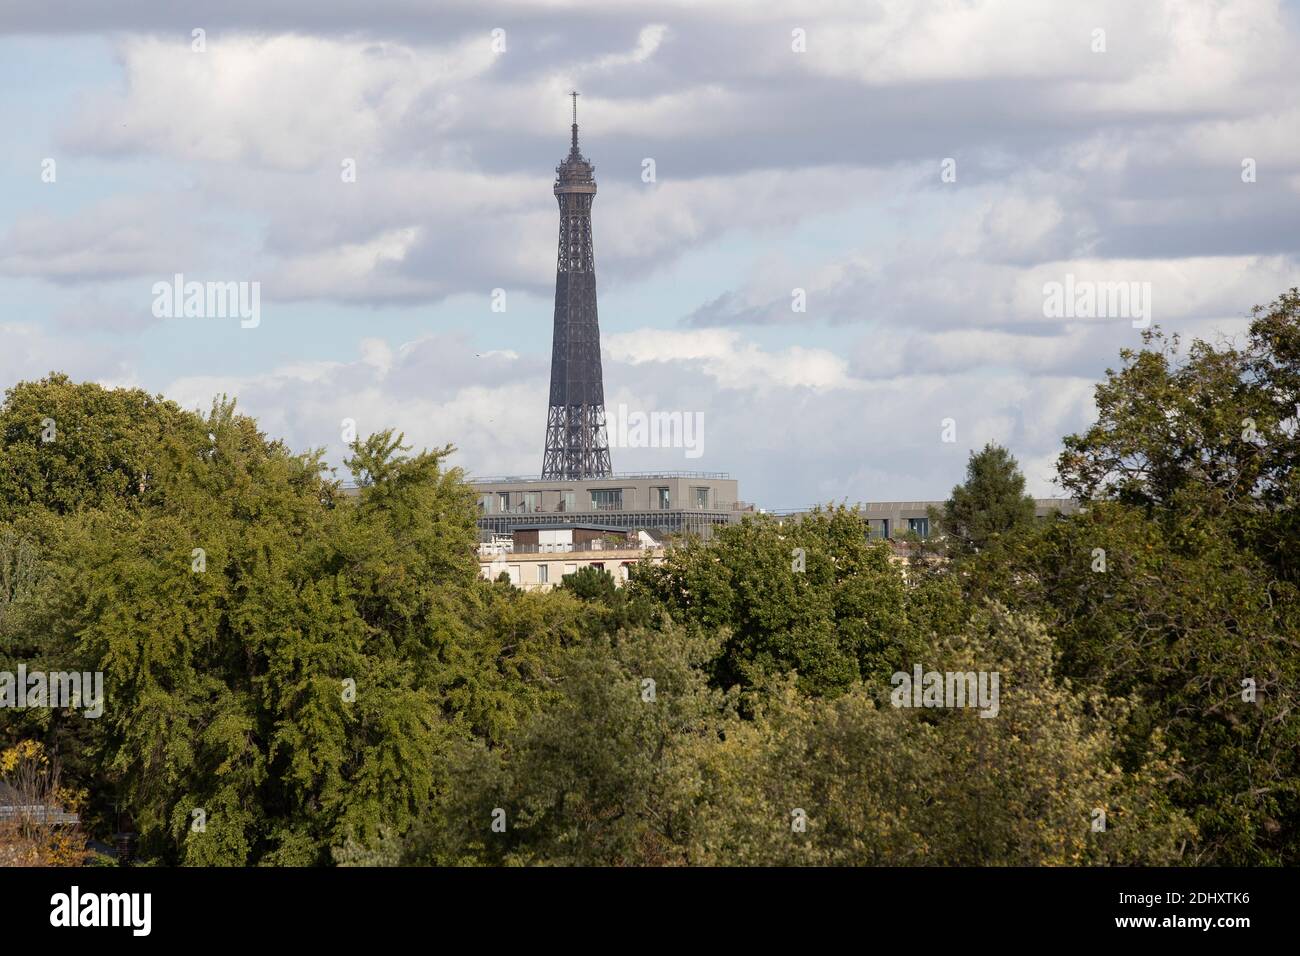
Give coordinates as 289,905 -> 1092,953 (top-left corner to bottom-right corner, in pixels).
472,471 -> 748,540
767,498 -> 1080,538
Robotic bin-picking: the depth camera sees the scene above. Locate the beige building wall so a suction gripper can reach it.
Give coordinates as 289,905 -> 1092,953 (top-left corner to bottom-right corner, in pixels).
479,547 -> 665,592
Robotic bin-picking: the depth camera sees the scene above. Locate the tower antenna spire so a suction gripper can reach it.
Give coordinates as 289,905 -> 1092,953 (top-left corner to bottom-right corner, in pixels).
569,90 -> 580,152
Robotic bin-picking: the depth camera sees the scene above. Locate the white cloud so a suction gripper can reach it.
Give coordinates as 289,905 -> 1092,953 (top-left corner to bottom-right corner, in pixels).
66,34 -> 495,169
270,227 -> 425,301
590,23 -> 668,70
0,194 -> 211,283
606,328 -> 860,391
143,325 -> 1099,501
0,322 -> 133,384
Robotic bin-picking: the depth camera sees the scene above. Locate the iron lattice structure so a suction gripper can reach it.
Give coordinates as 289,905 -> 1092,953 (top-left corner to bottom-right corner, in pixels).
541,93 -> 614,480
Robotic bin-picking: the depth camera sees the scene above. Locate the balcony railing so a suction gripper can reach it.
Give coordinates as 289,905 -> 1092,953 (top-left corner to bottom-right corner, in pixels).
0,805 -> 80,824
479,499 -> 753,517
478,540 -> 643,557
470,470 -> 732,484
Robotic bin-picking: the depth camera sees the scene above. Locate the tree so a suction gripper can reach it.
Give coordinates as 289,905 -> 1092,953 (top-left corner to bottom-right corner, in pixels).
0,373 -> 206,523
934,443 -> 1036,557
632,507 -> 913,697
1059,293 -> 1300,590
0,381 -> 501,864
405,606 -> 1193,866
557,565 -> 617,603
404,624 -> 733,866
958,296 -> 1300,864
0,740 -> 90,866
963,500 -> 1300,864
1059,301 -> 1300,516
685,606 -> 1193,866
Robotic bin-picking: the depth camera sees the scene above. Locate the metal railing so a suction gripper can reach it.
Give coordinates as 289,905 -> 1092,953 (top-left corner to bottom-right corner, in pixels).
760,498 -> 1078,516
469,470 -> 732,484
0,805 -> 80,824
479,499 -> 753,517
479,540 -> 647,556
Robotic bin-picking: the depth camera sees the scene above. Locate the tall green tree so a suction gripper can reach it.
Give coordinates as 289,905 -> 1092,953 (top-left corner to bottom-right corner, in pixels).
962,295 -> 1300,864
1060,293 -> 1300,588
0,379 -> 520,864
934,443 -> 1037,557
556,565 -> 618,604
405,624 -> 732,866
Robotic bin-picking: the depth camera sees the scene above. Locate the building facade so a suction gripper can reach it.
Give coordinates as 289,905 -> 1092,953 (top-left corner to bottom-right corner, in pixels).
769,499 -> 1080,537
478,523 -> 664,591
472,471 -> 746,540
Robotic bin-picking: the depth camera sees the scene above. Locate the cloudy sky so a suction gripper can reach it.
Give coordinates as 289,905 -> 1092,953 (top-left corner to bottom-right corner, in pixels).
2,0 -> 1298,508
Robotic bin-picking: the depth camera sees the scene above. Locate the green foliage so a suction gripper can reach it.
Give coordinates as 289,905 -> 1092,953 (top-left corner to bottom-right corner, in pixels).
935,443 -> 1037,557
407,624 -> 731,866
688,606 -> 1193,866
556,565 -> 617,603
456,583 -> 588,744
960,295 -> 1300,864
408,608 -> 1191,866
632,507 -> 913,697
964,502 -> 1299,864
0,373 -> 207,522
1060,298 -> 1300,520
0,382 -> 527,864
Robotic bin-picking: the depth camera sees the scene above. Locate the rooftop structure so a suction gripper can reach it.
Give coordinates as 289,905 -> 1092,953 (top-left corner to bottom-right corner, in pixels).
471,471 -> 747,540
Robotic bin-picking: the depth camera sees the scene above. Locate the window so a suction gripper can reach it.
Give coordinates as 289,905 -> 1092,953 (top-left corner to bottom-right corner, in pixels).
498,492 -> 510,513
478,494 -> 493,514
908,517 -> 929,538
870,518 -> 889,539
522,492 -> 540,513
692,487 -> 709,510
654,487 -> 670,510
590,489 -> 622,511
537,564 -> 549,585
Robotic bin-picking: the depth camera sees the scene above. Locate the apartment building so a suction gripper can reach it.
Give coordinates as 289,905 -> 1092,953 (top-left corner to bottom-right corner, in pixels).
477,523 -> 665,591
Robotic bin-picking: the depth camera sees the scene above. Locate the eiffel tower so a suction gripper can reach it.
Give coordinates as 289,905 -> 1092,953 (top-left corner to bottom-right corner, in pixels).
541,91 -> 613,480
